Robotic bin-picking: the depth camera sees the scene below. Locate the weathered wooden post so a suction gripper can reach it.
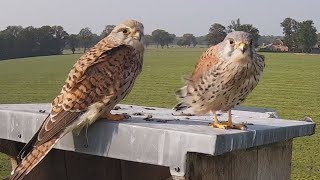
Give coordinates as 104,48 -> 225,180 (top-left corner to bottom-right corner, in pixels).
0,104 -> 315,180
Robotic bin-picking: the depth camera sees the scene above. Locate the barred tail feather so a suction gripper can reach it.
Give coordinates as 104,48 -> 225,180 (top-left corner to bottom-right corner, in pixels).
10,138 -> 58,180
173,102 -> 191,111
175,86 -> 188,100
173,85 -> 192,111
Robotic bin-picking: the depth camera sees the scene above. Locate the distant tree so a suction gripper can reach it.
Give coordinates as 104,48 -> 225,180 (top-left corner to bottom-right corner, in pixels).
165,33 -> 176,47
91,33 -> 101,46
177,39 -> 186,47
15,26 -> 38,57
36,26 -> 57,55
67,34 -> 79,54
207,23 -> 227,45
182,34 -> 197,47
151,29 -> 162,48
2,26 -> 23,38
52,25 -> 69,53
0,25 -> 68,59
318,33 -> 320,43
297,20 -> 318,53
100,25 -> 115,38
0,32 -> 7,58
0,26 -> 23,58
195,35 -> 208,46
151,29 -> 173,48
193,39 -> 198,47
151,29 -> 163,48
280,18 -> 299,51
78,27 -> 93,52
227,19 -> 241,33
143,34 -> 153,47
228,19 -> 260,47
36,26 -> 68,55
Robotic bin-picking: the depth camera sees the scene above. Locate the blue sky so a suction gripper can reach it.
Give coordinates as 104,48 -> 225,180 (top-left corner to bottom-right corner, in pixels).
0,0 -> 319,36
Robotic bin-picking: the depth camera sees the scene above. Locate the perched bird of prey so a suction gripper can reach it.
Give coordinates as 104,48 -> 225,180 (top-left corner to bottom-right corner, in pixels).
174,31 -> 265,130
10,19 -> 144,180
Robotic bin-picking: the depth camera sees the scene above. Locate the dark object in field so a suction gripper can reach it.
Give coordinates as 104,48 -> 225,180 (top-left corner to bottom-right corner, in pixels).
172,112 -> 195,116
130,105 -> 133,108
144,107 -> 156,110
113,106 -> 121,110
38,110 -> 46,113
122,113 -> 131,119
268,113 -> 278,118
133,112 -> 144,116
143,114 -> 153,121
156,119 -> 168,123
245,121 -> 254,125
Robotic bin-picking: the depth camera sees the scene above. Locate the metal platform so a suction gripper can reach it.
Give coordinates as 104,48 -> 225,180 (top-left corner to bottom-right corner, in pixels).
0,104 -> 315,178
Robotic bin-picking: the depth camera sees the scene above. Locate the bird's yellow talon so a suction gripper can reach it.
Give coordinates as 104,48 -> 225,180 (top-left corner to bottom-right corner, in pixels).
101,113 -> 131,121
209,121 -> 247,130
209,111 -> 247,130
209,122 -> 229,129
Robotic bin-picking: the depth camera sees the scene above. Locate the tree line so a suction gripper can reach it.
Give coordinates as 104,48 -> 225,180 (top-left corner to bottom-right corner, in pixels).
207,18 -> 319,53
0,25 -> 199,60
207,18 -> 260,47
0,17 -> 319,60
280,18 -> 318,52
0,25 -> 115,60
0,26 -> 68,60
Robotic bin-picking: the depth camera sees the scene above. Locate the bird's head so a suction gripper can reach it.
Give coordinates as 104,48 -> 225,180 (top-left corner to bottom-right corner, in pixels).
221,31 -> 254,62
109,19 -> 144,52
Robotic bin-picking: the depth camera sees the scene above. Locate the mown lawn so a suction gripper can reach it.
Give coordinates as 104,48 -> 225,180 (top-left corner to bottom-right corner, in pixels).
0,48 -> 319,179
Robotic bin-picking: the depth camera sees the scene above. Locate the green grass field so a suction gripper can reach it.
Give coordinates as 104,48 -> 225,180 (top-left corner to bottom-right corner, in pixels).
0,48 -> 319,179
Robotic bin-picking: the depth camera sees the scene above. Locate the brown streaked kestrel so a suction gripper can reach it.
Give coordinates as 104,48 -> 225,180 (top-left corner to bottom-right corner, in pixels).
11,19 -> 144,180
174,31 -> 265,130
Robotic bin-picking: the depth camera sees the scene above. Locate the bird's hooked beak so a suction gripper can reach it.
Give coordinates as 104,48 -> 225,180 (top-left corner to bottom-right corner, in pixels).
133,31 -> 143,41
236,42 -> 248,54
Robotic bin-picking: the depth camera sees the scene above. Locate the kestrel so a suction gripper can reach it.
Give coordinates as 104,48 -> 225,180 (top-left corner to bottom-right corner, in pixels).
174,31 -> 265,130
10,19 -> 144,180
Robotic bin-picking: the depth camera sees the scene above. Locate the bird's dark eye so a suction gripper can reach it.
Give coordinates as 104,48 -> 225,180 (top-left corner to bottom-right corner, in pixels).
229,39 -> 234,45
122,28 -> 129,34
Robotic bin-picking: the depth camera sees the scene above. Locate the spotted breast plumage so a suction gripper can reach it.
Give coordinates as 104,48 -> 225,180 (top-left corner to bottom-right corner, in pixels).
10,19 -> 144,180
174,31 -> 265,130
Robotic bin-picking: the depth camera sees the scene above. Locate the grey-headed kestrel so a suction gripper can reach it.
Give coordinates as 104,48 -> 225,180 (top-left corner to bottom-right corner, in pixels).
174,31 -> 265,130
10,19 -> 144,180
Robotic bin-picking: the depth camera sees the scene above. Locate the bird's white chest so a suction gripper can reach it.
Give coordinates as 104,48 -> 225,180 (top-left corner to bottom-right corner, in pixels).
199,61 -> 260,111
219,62 -> 260,110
